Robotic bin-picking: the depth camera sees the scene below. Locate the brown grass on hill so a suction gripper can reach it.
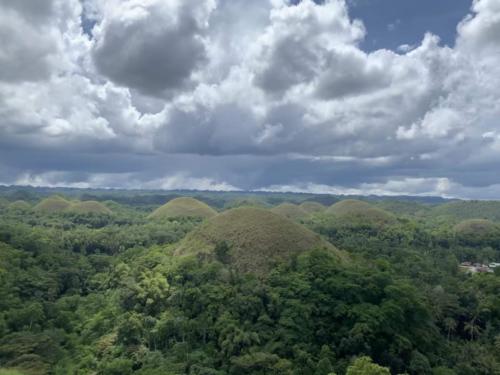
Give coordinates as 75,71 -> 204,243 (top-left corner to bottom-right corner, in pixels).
33,196 -> 72,213
176,207 -> 345,275
454,219 -> 500,238
149,197 -> 217,220
299,201 -> 326,214
7,200 -> 31,212
326,199 -> 396,225
271,203 -> 308,221
66,201 -> 112,215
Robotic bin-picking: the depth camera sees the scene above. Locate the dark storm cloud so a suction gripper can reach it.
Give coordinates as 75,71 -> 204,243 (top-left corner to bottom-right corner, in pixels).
315,48 -> 392,99
154,104 -> 261,155
92,0 -> 214,96
254,37 -> 320,94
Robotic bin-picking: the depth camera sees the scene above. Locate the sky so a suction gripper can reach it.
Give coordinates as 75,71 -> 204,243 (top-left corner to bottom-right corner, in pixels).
0,0 -> 500,199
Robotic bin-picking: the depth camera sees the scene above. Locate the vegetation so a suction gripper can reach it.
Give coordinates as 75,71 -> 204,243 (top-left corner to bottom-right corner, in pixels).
373,200 -> 431,217
224,197 -> 271,209
299,201 -> 326,215
65,201 -> 112,215
148,197 -> 217,220
33,196 -> 72,214
271,203 -> 308,221
432,200 -> 500,221
2,188 -> 500,374
453,219 -> 500,246
325,200 -> 396,226
176,207 -> 342,275
7,201 -> 31,213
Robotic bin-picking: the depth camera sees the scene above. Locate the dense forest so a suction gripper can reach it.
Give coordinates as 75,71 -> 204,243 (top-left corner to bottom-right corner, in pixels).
1,188 -> 500,374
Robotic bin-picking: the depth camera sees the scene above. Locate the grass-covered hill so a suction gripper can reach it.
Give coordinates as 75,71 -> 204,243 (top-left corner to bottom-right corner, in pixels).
453,219 -> 500,244
223,197 -> 271,209
271,203 -> 308,221
176,207 -> 343,275
0,198 -> 8,208
325,199 -> 396,226
148,197 -> 217,220
33,196 -> 72,214
432,200 -> 500,222
7,200 -> 31,212
66,201 -> 112,215
454,219 -> 499,235
299,201 -> 326,214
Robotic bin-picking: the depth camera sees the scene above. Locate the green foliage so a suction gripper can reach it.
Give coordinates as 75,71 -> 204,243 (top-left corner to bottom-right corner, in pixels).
101,358 -> 134,375
7,201 -> 31,213
346,357 -> 390,375
223,197 -> 270,210
453,219 -> 500,246
325,200 -> 396,227
65,200 -> 113,215
214,241 -> 231,264
2,190 -> 500,374
0,369 -> 27,375
432,200 -> 500,221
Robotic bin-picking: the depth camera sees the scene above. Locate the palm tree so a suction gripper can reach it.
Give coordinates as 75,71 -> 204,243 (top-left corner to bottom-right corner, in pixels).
443,317 -> 457,341
464,318 -> 482,341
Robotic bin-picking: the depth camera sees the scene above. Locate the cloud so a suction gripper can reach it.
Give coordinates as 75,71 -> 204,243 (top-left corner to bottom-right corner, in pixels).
91,0 -> 216,96
0,0 -> 62,82
457,0 -> 500,53
260,177 -> 454,197
253,0 -> 365,94
13,171 -> 238,191
1,0 -> 500,198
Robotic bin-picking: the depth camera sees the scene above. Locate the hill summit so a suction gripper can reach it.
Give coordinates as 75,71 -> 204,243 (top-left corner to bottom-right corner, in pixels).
454,219 -> 500,240
271,203 -> 308,221
176,207 -> 343,275
7,200 -> 31,212
34,196 -> 72,213
326,199 -> 395,225
149,197 -> 217,220
67,201 -> 112,215
299,201 -> 326,214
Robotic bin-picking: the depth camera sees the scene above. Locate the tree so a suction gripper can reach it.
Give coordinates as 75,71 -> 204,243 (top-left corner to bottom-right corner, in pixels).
346,357 -> 390,375
408,351 -> 432,375
443,317 -> 457,341
316,358 -> 334,375
214,241 -> 231,264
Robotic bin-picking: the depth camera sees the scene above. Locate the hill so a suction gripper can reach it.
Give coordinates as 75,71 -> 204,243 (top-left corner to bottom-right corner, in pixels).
66,201 -> 112,215
326,199 -> 396,225
374,200 -> 431,217
271,203 -> 308,221
0,198 -> 8,209
224,197 -> 270,209
33,196 -> 72,214
299,201 -> 326,214
453,219 -> 500,241
148,197 -> 217,220
176,207 -> 343,275
7,200 -> 31,212
432,201 -> 500,222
